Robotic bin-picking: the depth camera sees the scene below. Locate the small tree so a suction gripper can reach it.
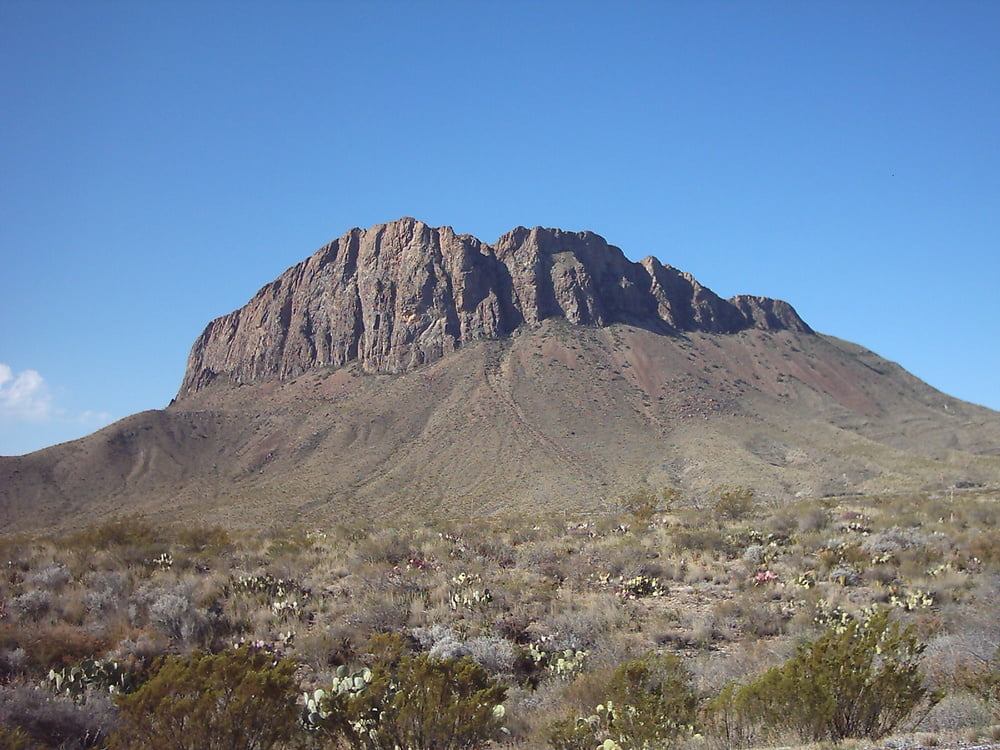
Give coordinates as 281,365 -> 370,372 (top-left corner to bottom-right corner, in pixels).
109,646 -> 300,750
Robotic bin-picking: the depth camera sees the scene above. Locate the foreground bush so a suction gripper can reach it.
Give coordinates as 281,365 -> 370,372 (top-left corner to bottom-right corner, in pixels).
548,653 -> 697,750
307,649 -> 507,750
109,646 -> 299,750
707,609 -> 939,744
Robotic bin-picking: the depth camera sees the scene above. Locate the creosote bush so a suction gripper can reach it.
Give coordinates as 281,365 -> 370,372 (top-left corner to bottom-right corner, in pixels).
548,653 -> 697,750
307,639 -> 507,750
706,609 -> 940,745
712,486 -> 756,522
109,646 -> 299,750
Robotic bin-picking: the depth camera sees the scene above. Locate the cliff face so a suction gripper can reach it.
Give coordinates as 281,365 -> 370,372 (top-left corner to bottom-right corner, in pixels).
179,218 -> 811,396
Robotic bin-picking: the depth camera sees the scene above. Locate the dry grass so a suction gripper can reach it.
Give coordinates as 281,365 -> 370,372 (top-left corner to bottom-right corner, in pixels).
0,487 -> 998,748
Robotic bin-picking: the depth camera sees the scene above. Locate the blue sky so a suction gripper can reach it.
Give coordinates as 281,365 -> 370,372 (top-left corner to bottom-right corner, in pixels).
2,1 -> 998,456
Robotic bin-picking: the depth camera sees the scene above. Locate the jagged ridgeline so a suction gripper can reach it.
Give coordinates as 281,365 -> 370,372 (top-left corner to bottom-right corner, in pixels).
180,217 -> 809,394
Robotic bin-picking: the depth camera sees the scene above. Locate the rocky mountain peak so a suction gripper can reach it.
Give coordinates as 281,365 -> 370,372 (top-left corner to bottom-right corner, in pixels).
178,218 -> 811,397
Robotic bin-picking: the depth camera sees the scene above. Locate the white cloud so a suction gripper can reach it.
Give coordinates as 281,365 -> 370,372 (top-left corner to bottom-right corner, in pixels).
0,363 -> 53,421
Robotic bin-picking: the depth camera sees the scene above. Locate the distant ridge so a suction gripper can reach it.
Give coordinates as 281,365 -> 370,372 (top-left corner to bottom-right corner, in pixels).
180,218 -> 810,395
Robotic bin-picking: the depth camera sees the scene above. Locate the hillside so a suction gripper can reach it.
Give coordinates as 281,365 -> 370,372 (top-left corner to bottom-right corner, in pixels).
2,219 -> 999,532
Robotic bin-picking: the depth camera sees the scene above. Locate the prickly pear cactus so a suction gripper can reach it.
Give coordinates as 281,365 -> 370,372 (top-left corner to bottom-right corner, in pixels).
47,657 -> 137,699
301,665 -> 374,732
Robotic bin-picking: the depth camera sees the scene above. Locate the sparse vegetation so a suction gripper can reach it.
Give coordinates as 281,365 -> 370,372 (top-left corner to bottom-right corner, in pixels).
0,486 -> 997,748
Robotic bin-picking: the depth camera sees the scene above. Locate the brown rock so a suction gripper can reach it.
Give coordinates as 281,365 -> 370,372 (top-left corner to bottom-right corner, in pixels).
179,218 -> 812,397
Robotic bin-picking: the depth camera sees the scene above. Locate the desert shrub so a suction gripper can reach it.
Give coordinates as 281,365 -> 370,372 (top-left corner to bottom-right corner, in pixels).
87,631 -> 170,692
534,597 -> 631,654
861,526 -> 928,556
918,693 -> 995,732
0,645 -> 29,678
472,538 -> 516,567
24,624 -> 108,674
345,594 -> 410,634
547,653 -> 697,750
713,486 -> 756,522
414,626 -> 516,676
295,623 -> 356,670
80,570 -> 129,614
353,529 -> 417,566
968,529 -> 1000,565
109,646 -> 300,750
703,681 -> 765,750
64,517 -> 168,566
130,580 -> 231,648
620,487 -> 677,530
0,681 -> 118,749
147,590 -> 210,641
12,588 -> 54,620
174,525 -> 232,555
671,527 -> 726,554
706,609 -> 939,743
797,505 -> 830,533
960,646 -> 1000,719
307,652 -> 507,750
26,563 -> 72,591
69,516 -> 161,549
714,595 -> 789,639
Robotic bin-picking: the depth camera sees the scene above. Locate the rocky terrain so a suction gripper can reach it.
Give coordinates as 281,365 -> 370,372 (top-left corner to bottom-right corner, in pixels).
179,218 -> 810,394
2,218 -> 999,532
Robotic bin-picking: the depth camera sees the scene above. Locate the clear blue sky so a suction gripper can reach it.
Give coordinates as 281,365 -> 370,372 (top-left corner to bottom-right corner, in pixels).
2,1 -> 998,456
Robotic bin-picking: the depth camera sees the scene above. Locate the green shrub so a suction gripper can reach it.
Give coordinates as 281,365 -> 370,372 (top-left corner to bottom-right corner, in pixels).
66,516 -> 164,551
620,487 -> 678,529
702,681 -> 767,750
707,609 -> 939,743
713,486 -> 756,521
308,651 -> 507,750
548,653 -> 697,750
109,646 -> 300,750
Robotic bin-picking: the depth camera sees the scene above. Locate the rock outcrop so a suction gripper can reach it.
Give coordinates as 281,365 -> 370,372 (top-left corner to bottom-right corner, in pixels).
179,218 -> 811,396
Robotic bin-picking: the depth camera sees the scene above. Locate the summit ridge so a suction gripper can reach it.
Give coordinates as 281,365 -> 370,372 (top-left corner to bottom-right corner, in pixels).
179,218 -> 810,396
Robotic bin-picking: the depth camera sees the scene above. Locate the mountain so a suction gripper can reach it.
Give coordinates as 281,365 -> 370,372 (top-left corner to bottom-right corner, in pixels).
2,218 -> 999,532
179,218 -> 810,394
